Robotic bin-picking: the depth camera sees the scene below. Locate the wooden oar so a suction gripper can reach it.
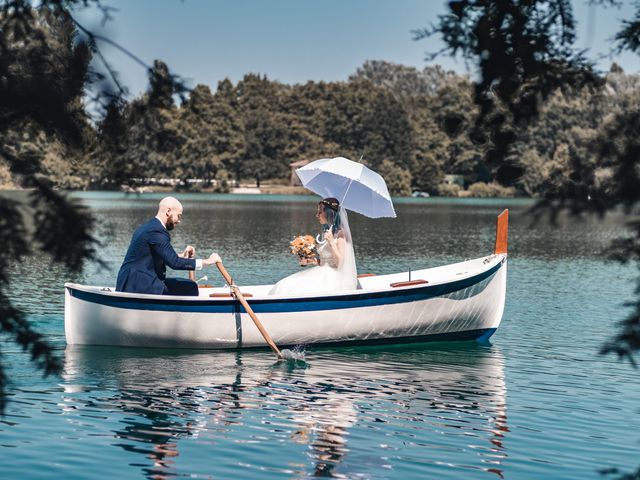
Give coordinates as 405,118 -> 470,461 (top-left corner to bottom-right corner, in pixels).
215,261 -> 283,360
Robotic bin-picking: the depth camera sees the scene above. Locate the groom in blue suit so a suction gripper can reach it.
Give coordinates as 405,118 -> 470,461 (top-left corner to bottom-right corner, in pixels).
116,196 -> 220,295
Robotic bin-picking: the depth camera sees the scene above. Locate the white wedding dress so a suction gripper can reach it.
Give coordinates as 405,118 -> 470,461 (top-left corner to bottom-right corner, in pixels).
269,207 -> 358,296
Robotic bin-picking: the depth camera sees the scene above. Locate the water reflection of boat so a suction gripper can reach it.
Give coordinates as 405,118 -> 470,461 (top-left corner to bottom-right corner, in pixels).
62,344 -> 508,478
64,211 -> 509,350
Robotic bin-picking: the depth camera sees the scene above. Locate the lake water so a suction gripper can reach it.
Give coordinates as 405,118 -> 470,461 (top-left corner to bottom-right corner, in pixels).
1,192 -> 639,479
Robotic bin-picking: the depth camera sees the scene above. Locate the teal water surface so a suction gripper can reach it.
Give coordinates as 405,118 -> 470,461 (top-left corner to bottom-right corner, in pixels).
1,193 -> 638,479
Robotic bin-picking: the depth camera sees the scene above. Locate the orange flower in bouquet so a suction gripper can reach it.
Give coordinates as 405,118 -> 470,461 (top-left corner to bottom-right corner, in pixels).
290,234 -> 317,261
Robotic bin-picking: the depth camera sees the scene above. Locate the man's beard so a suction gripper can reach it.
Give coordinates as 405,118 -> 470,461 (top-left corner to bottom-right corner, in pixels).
166,218 -> 175,231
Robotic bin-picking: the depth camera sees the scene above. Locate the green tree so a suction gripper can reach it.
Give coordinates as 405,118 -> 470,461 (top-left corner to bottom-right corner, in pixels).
323,81 -> 414,170
377,159 -> 412,196
117,60 -> 184,182
0,160 -> 14,188
177,83 -> 245,186
427,80 -> 487,181
242,109 -> 290,183
0,2 -> 101,411
416,0 -> 602,186
503,91 -> 601,196
349,60 -> 460,98
408,96 -> 448,192
235,74 -> 290,183
279,81 -> 334,163
213,79 -> 247,183
1,5 -> 94,188
514,147 -> 546,196
93,96 -> 131,187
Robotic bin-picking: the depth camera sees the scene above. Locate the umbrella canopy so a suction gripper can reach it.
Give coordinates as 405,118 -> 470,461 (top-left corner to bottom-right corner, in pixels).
296,157 -> 396,218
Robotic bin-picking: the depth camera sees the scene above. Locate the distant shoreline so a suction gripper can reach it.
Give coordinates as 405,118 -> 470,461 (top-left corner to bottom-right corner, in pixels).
0,186 -> 531,201
0,182 -> 525,199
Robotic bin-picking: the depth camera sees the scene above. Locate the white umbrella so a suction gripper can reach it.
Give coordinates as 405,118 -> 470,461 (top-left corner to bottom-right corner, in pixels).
296,157 -> 396,218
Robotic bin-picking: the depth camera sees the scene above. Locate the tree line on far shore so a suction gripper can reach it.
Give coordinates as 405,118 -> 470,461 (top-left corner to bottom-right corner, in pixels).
2,8 -> 639,198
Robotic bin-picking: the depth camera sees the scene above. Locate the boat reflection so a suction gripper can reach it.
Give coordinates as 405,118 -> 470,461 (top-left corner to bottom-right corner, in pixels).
63,344 -> 508,479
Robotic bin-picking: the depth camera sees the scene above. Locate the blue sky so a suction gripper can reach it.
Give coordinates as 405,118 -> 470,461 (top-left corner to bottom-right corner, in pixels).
75,0 -> 640,98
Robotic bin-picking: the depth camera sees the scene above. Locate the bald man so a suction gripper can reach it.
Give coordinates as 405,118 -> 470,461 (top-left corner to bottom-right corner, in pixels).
116,197 -> 221,295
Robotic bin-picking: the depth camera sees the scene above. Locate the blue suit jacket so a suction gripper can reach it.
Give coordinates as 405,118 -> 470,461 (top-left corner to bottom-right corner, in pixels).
116,218 -> 195,294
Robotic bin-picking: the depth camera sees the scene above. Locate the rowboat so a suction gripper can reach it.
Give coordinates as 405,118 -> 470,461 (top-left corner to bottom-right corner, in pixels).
64,210 -> 509,349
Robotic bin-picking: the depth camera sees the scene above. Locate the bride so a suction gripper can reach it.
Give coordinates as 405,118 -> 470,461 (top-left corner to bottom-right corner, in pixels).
269,198 -> 358,295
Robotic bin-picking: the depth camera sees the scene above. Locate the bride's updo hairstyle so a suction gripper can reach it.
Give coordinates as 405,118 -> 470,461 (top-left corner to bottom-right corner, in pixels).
319,197 -> 342,234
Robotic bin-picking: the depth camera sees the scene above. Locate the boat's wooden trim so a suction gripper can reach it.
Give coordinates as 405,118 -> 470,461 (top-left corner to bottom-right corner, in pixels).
209,292 -> 254,298
357,273 -> 376,278
390,279 -> 428,288
494,209 -> 509,255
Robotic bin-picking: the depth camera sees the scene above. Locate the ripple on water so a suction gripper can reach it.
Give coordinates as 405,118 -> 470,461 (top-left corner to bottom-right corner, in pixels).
0,344 -> 513,479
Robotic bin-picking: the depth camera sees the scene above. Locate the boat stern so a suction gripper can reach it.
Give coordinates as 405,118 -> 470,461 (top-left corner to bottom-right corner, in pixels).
64,283 -> 77,345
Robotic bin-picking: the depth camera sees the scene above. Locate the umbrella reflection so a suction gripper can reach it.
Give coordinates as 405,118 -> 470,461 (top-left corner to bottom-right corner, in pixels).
62,344 -> 508,479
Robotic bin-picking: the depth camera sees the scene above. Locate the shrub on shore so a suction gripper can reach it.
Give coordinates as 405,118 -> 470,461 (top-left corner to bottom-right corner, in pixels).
436,183 -> 462,197
467,182 -> 516,198
0,162 -> 16,189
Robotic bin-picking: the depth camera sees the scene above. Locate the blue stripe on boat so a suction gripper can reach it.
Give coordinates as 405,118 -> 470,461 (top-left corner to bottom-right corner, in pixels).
68,261 -> 503,314
281,328 -> 498,348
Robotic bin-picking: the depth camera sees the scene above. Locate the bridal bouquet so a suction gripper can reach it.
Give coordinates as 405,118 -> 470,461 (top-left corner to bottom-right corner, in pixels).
290,235 -> 317,261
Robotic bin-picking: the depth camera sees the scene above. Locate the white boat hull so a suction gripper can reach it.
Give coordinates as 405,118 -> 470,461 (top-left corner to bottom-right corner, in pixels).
64,254 -> 507,349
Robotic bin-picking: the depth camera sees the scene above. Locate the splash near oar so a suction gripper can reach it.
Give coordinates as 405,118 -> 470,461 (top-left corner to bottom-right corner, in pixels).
280,346 -> 307,362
